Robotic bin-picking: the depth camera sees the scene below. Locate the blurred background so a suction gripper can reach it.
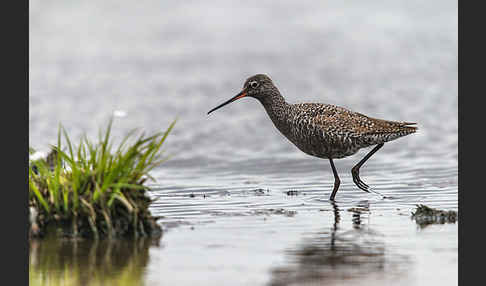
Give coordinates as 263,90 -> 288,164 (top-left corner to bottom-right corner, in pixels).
29,0 -> 457,165
29,0 -> 457,285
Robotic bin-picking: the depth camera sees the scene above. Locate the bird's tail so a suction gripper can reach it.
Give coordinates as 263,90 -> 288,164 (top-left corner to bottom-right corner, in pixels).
365,119 -> 418,143
399,122 -> 418,134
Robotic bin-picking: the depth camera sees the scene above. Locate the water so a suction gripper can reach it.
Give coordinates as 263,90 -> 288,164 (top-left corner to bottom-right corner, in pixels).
29,0 -> 457,285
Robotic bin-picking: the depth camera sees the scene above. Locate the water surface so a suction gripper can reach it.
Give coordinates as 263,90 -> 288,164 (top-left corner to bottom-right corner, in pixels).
29,0 -> 457,285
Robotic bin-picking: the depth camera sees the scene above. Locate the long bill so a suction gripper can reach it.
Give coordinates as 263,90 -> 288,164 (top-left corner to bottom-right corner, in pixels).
207,90 -> 247,115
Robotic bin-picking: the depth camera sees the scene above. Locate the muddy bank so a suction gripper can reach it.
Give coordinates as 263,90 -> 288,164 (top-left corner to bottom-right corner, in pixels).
29,120 -> 175,239
411,204 -> 458,228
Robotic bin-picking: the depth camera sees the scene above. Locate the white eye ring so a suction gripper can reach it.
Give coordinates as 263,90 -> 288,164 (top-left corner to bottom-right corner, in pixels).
250,81 -> 259,88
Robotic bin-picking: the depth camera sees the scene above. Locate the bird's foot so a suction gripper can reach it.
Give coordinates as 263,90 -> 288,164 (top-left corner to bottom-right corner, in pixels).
352,174 -> 371,192
352,176 -> 387,199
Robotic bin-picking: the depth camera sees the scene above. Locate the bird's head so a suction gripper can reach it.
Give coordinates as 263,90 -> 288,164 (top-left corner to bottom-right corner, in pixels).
207,74 -> 277,115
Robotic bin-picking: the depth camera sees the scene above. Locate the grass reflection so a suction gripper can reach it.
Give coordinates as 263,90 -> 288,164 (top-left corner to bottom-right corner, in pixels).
29,237 -> 159,286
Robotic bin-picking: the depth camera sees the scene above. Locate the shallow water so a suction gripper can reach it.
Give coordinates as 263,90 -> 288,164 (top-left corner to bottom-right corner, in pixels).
30,0 -> 457,285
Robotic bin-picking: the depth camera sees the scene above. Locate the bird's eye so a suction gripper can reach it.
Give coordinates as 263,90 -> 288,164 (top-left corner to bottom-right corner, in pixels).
249,81 -> 259,88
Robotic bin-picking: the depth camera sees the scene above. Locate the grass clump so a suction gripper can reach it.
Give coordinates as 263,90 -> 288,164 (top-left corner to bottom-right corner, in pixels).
411,204 -> 457,228
29,119 -> 175,239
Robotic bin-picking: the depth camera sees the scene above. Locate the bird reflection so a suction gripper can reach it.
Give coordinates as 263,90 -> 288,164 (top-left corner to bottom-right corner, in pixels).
269,201 -> 405,286
330,201 -> 340,251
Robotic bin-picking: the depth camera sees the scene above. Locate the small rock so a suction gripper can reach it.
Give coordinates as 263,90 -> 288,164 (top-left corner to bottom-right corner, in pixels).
286,190 -> 299,196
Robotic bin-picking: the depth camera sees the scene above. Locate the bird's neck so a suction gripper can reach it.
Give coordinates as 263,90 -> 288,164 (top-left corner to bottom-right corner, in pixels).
258,90 -> 291,131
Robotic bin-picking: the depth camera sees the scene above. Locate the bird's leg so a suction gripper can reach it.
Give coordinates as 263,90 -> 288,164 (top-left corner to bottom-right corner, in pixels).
351,143 -> 384,194
329,158 -> 341,201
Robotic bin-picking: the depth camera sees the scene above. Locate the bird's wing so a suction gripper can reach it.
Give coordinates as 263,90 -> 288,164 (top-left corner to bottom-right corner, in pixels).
299,103 -> 417,137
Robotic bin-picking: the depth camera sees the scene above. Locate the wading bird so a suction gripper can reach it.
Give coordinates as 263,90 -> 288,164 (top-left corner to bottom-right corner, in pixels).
208,74 -> 417,200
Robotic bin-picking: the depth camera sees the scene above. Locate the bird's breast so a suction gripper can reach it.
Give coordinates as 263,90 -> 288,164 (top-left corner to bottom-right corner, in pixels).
266,109 -> 360,159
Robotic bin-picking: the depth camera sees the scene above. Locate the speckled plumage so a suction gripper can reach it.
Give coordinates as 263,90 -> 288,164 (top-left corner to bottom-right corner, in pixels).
242,74 -> 416,159
266,101 -> 416,159
208,74 -> 417,200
